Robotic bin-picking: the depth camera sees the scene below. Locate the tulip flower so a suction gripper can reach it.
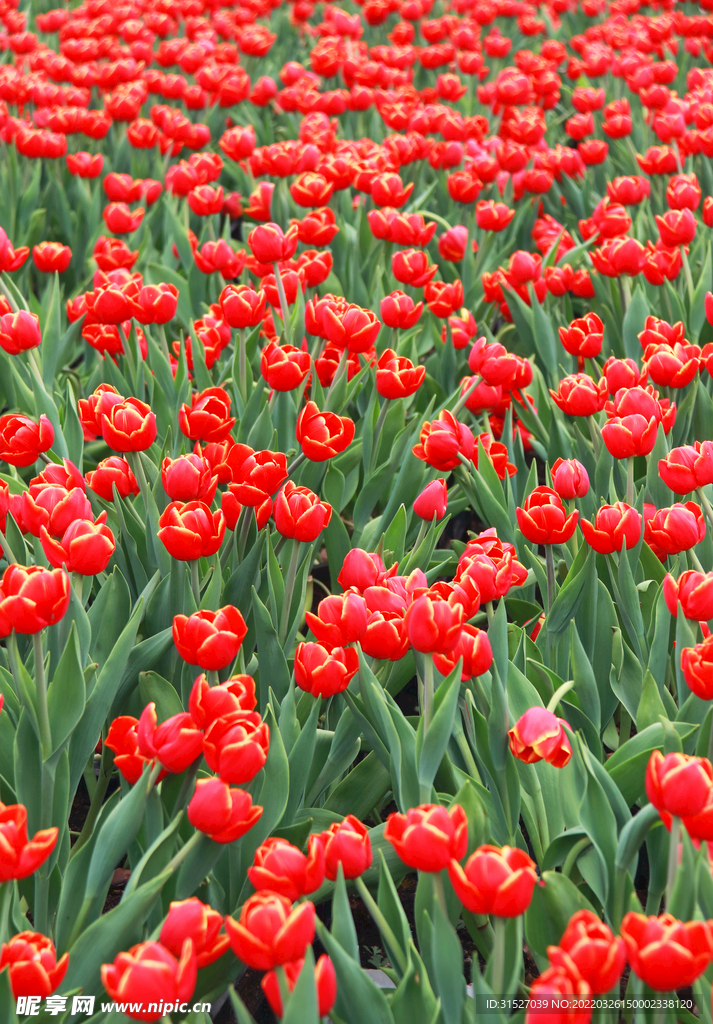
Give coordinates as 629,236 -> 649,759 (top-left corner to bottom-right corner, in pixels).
100,397 -> 157,453
413,410 -> 475,471
580,502 -> 641,554
262,954 -> 337,1019
558,312 -> 603,370
0,932 -> 69,999
187,777 -> 262,844
247,223 -> 299,264
645,750 -> 713,819
225,892 -> 316,970
294,642 -> 359,698
260,341 -> 311,392
384,803 -> 468,872
659,441 -> 713,494
248,836 -> 325,901
320,815 -> 372,880
0,803 -> 58,882
40,514 -> 116,575
526,964 -> 592,1024
508,707 -> 572,768
645,503 -> 705,557
188,674 -> 256,729
305,591 -> 368,649
203,710 -> 270,784
158,501 -> 226,561
105,716 -> 160,786
0,414 -> 54,467
433,624 -> 493,680
337,549 -> 393,592
161,454 -> 217,504
0,311 -> 41,355
159,898 -> 229,970
136,703 -> 204,775
549,910 -> 626,995
551,458 -> 589,500
448,844 -> 538,916
101,940 -> 197,1018
0,565 -> 70,634
376,349 -> 425,399
620,913 -> 713,991
380,291 -> 423,330
681,635 -> 713,700
178,387 -> 236,443
86,457 -> 139,502
172,606 -> 248,671
403,591 -> 465,655
663,570 -> 713,620
413,479 -> 448,521
296,402 -> 355,462
517,486 -> 578,545
550,375 -> 608,417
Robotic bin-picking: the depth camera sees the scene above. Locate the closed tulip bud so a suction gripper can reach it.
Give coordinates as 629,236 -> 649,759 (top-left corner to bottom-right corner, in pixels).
294,642 -> 359,698
551,458 -> 589,499
659,442 -> 713,493
438,225 -> 469,262
101,940 -> 197,1016
448,844 -> 538,917
320,815 -> 372,880
0,413 -> 54,467
137,703 -> 204,774
620,913 -> 713,991
663,570 -> 713,619
0,932 -> 69,999
100,397 -> 156,453
261,954 -> 337,1020
703,199 -> 713,229
296,402 -> 355,462
384,803 -> 468,873
40,514 -> 116,575
549,910 -> 626,995
179,387 -> 236,443
273,481 -> 332,542
403,591 -> 465,655
160,898 -> 229,970
517,486 -> 578,545
376,348 -> 425,400
220,284 -> 266,329
380,291 -> 423,330
413,479 -> 448,521
0,311 -> 41,355
225,892 -> 316,971
161,453 -> 217,504
581,502 -> 641,554
249,836 -> 325,901
508,707 -> 572,768
173,606 -> 247,670
645,502 -> 705,556
248,223 -> 299,264
645,750 -> 713,818
187,777 -> 262,844
203,710 -> 270,785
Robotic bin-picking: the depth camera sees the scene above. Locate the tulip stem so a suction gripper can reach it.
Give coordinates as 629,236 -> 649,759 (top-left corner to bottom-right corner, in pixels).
237,329 -> 247,406
355,876 -> 408,974
697,489 -> 713,534
544,545 -> 556,614
422,653 -> 435,732
626,457 -> 635,505
128,451 -> 151,516
279,541 -> 302,645
287,452 -> 306,478
164,829 -> 203,875
587,415 -> 601,459
272,262 -> 292,344
681,245 -> 695,304
0,882 -> 12,945
546,678 -> 575,714
71,740 -> 114,859
666,815 -> 681,906
33,632 -> 52,759
432,870 -> 448,918
452,375 -> 481,416
0,525 -> 19,566
370,398 -> 391,470
190,559 -> 201,607
491,915 -> 506,998
157,323 -> 171,364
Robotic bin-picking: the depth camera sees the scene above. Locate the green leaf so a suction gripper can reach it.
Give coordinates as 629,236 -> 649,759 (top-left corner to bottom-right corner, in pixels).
622,286 -> 649,360
46,623 -> 85,756
636,670 -> 668,732
546,545 -> 592,637
525,871 -> 596,957
415,662 -> 461,794
428,898 -> 465,1024
331,863 -> 359,962
283,947 -> 319,1024
252,586 -> 291,710
139,671 -> 184,721
317,921 -> 396,1024
84,766 -> 154,901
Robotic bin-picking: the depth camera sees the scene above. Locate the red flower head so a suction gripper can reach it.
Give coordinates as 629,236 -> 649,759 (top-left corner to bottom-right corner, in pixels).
203,710 -> 270,785
549,375 -> 608,417
320,815 -> 372,880
508,707 -> 572,768
101,940 -> 197,1018
403,590 -> 465,655
384,803 -> 467,873
448,845 -> 537,916
663,570 -> 713,620
261,955 -> 336,1020
0,414 -> 54,467
296,402 -> 355,462
551,458 -> 589,500
645,503 -> 705,557
0,803 -> 58,882
0,565 -> 70,634
225,893 -> 315,972
187,777 -> 262,844
580,502 -> 641,555
620,913 -> 713,991
659,442 -> 713,494
137,703 -> 204,775
645,750 -> 713,819
549,910 -> 626,995
158,501 -> 225,561
294,642 -> 359,698
179,388 -> 235,443
248,836 -> 325,902
172,606 -> 248,670
248,223 -> 299,264
160,898 -> 229,970
517,486 -> 578,545
413,410 -> 475,471
380,291 -> 423,330
681,635 -> 713,701
40,515 -> 115,575
0,932 -> 69,999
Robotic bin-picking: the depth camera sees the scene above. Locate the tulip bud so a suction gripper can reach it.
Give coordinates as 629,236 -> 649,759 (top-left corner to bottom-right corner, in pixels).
508,707 -> 572,768
551,458 -> 589,499
413,479 -> 448,521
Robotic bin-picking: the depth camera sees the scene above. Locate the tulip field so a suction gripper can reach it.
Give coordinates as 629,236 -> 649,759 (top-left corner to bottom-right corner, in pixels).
6,0 -> 713,1021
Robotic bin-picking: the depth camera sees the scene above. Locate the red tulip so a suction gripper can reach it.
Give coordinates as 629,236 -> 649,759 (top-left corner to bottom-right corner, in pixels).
517,486 -> 578,545
248,836 -> 325,901
448,845 -> 537,916
508,707 -> 572,768
294,642 -> 359,698
0,932 -> 69,999
663,570 -> 713,619
580,502 -> 641,554
160,898 -> 229,970
261,954 -> 336,1019
645,750 -> 713,819
101,940 -> 197,1018
40,514 -> 115,575
225,893 -> 315,970
296,402 -> 355,462
548,910 -> 626,995
551,458 -> 589,499
137,703 -> 204,775
158,501 -> 225,561
203,710 -> 270,784
187,777 -> 262,844
384,803 -> 467,872
681,635 -> 713,700
413,479 -> 448,521
621,913 -> 713,991
320,815 -> 372,880
172,606 -> 248,670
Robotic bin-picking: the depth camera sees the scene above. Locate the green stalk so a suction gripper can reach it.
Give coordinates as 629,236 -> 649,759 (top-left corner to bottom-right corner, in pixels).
272,262 -> 292,344
545,545 -> 556,614
237,328 -> 247,406
680,245 -> 695,304
279,541 -> 302,645
666,815 -> 680,906
190,559 -> 201,607
626,456 -> 635,505
355,876 -> 408,973
491,915 -> 506,997
71,741 -> 113,858
33,633 -> 52,758
370,398 -> 391,470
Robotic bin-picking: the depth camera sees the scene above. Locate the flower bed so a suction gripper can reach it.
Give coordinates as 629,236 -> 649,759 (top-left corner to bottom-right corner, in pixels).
0,0 -> 712,1021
